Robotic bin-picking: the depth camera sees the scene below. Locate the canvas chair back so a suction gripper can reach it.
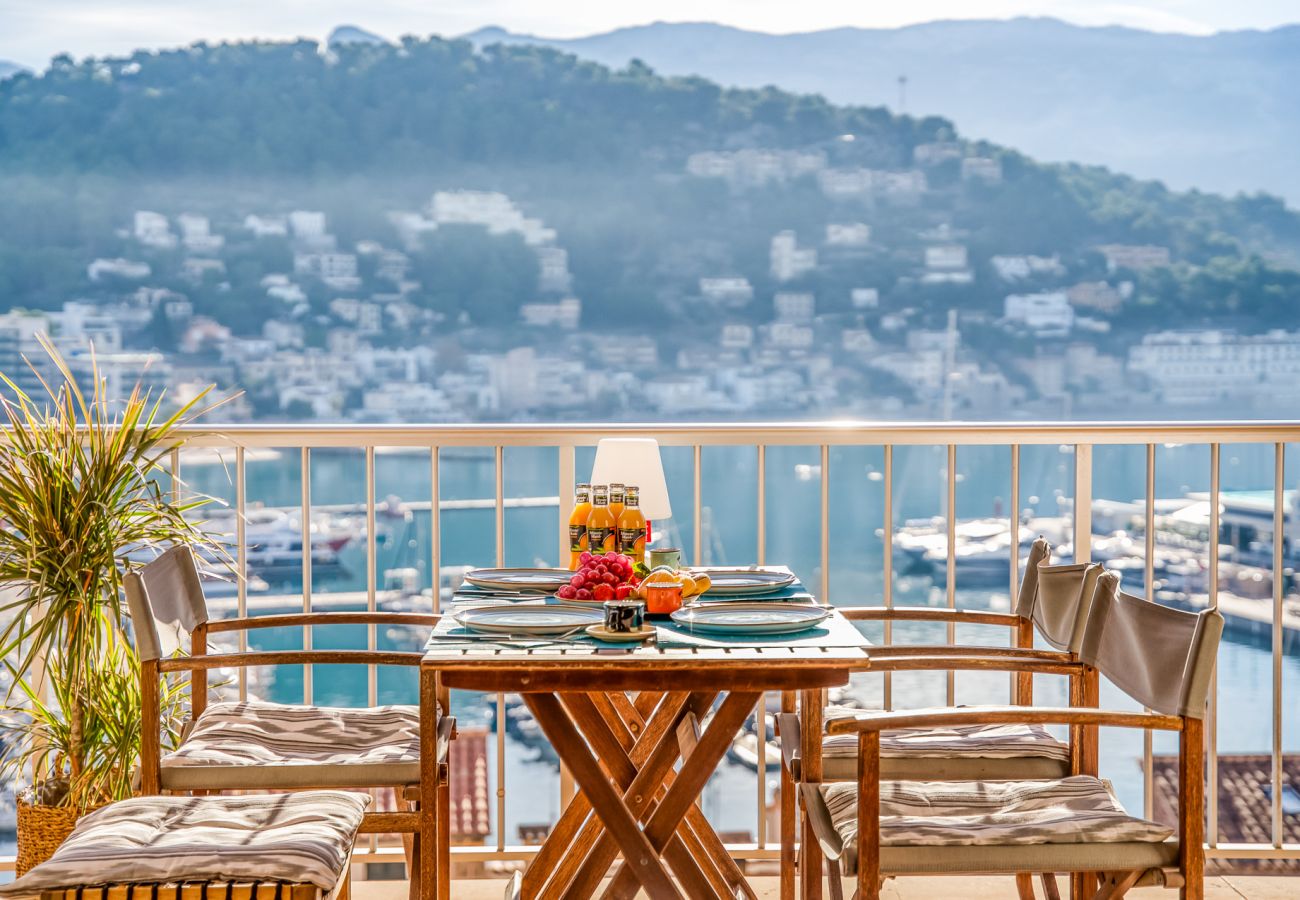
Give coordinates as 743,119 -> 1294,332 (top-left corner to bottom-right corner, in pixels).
1080,571 -> 1223,718
1013,537 -> 1100,653
124,545 -> 210,661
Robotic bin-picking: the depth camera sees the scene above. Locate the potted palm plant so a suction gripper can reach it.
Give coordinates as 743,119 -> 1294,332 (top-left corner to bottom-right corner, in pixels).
0,337 -> 225,871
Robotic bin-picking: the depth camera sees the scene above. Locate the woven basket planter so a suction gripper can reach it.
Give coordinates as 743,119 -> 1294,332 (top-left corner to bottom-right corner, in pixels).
15,798 -> 83,875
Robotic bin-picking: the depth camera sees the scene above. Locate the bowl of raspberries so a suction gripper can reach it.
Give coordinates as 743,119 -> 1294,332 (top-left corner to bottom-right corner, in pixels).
556,551 -> 640,604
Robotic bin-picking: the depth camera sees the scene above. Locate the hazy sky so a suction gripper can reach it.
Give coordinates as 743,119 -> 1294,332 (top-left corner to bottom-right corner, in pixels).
2,1 -> 1298,68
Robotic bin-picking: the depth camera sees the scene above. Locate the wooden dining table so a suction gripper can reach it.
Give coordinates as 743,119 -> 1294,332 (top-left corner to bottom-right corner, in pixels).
418,610 -> 869,900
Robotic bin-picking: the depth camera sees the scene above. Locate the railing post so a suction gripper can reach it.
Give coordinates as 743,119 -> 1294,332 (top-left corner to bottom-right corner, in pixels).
756,445 -> 766,567
946,444 -> 956,706
756,444 -> 767,849
820,444 -> 830,605
557,444 -> 577,808
1144,443 -> 1156,820
693,444 -> 703,567
1272,442 -> 1284,848
494,445 -> 508,854
301,446 -> 313,705
430,446 -> 441,614
1207,443 -> 1220,847
235,444 -> 247,700
1073,443 -> 1092,564
558,446 -> 575,567
365,445 -> 377,708
1009,444 -> 1020,704
882,445 -> 893,711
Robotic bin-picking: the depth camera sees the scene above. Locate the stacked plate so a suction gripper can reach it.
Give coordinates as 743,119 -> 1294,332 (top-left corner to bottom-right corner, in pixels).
463,568 -> 573,592
697,568 -> 796,596
669,602 -> 830,636
452,605 -> 602,635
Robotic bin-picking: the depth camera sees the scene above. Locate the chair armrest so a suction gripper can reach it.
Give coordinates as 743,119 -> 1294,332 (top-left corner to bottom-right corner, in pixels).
865,655 -> 1083,676
158,649 -> 426,672
774,712 -> 803,780
839,606 -> 1022,628
206,612 -> 440,633
866,645 -> 1071,661
825,706 -> 1184,736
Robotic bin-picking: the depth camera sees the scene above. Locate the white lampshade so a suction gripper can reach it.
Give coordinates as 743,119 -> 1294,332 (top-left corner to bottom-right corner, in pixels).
589,438 -> 672,520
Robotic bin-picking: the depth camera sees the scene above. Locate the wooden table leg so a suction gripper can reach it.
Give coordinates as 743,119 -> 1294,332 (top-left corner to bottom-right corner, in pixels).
563,693 -> 715,899
605,691 -> 761,900
528,692 -> 700,899
524,693 -> 683,899
800,688 -> 825,900
604,691 -> 755,899
563,694 -> 722,899
418,667 -> 438,900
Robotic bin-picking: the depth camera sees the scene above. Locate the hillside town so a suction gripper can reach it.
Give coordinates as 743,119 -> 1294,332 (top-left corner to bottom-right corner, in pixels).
2,149 -> 1296,422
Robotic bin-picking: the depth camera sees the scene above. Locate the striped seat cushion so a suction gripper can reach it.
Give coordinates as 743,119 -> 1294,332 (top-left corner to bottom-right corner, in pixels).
823,705 -> 1070,762
160,700 -> 420,789
821,776 -> 1173,847
0,791 -> 367,894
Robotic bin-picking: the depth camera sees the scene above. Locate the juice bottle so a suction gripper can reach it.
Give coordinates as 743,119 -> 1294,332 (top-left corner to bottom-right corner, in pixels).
617,485 -> 648,565
567,483 -> 592,569
609,483 -> 626,522
586,485 -> 617,555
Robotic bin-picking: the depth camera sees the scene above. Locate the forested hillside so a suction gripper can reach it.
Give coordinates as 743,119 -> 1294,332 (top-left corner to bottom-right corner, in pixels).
0,40 -> 928,171
0,36 -> 1298,329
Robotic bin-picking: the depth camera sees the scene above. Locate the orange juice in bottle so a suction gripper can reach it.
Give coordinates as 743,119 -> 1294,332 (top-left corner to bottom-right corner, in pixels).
617,485 -> 647,565
586,485 -> 617,555
567,483 -> 592,569
609,483 -> 626,522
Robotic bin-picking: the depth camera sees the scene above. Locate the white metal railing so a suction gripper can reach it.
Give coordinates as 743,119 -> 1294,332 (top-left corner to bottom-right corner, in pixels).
9,420 -> 1300,871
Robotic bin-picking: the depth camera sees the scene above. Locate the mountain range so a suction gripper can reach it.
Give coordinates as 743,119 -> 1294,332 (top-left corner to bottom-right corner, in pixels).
462,17 -> 1300,205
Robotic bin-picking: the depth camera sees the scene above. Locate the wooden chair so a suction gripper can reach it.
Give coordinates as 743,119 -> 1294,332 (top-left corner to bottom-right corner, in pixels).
124,546 -> 452,895
778,538 -> 1104,785
0,791 -> 366,900
802,571 -> 1224,900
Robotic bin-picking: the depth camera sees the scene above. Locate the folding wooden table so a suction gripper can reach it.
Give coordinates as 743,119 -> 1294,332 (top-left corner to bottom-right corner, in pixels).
419,614 -> 867,900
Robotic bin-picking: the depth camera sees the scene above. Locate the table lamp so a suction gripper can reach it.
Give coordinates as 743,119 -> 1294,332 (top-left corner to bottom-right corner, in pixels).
590,438 -> 672,542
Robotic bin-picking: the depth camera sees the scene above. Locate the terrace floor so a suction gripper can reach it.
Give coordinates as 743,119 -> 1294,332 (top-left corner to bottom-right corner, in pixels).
358,875 -> 1297,898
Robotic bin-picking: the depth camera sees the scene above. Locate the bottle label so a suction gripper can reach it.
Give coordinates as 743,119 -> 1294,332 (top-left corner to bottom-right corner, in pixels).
588,526 -> 615,553
618,527 -> 646,558
569,524 -> 587,553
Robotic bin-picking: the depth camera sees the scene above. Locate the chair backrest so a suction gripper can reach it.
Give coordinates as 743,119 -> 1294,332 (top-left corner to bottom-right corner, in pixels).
1012,537 -> 1050,619
1014,537 -> 1100,653
123,545 -> 210,661
1079,571 -> 1223,719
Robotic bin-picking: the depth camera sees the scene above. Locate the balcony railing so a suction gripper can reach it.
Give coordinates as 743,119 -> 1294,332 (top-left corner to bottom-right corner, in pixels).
7,420 -> 1300,872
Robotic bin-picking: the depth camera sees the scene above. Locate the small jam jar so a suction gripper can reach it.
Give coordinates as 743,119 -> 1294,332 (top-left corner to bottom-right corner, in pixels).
644,582 -> 684,616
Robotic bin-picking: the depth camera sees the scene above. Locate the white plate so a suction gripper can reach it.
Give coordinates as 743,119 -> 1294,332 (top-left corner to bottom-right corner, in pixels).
699,568 -> 797,596
670,602 -> 830,635
464,568 -> 574,591
453,605 -> 603,635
